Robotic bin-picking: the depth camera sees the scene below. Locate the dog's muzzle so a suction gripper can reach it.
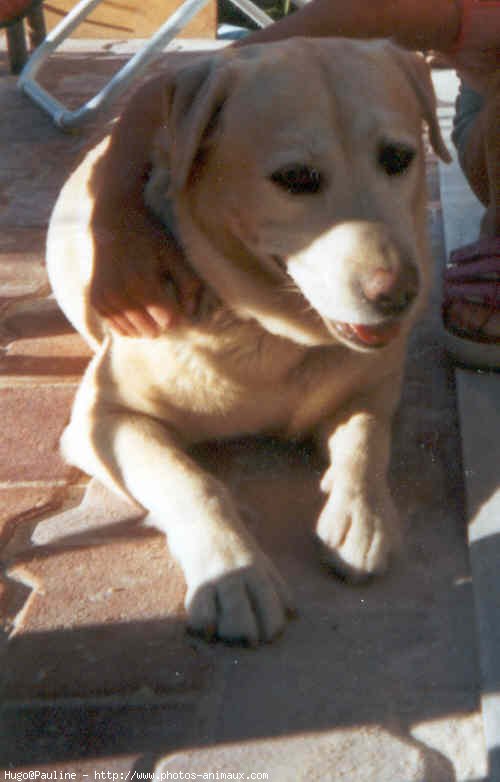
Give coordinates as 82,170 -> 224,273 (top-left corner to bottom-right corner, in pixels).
327,263 -> 419,349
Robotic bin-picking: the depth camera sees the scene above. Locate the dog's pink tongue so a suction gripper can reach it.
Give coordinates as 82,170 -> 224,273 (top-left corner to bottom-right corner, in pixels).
351,322 -> 402,346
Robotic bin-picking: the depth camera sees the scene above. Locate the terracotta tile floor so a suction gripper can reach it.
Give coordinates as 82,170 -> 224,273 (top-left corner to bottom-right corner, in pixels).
0,43 -> 488,779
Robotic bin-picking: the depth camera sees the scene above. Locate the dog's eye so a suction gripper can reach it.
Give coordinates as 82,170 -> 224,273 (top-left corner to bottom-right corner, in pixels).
270,165 -> 324,195
378,143 -> 416,176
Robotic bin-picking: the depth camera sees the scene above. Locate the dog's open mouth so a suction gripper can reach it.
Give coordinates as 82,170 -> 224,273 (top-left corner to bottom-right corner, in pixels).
271,255 -> 404,349
331,319 -> 402,348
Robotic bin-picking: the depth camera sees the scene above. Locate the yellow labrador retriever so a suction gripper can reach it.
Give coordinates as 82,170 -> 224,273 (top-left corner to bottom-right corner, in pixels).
47,38 -> 450,645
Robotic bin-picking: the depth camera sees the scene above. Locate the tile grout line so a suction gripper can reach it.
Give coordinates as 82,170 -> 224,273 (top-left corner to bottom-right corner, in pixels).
0,382 -> 81,391
0,480 -> 83,488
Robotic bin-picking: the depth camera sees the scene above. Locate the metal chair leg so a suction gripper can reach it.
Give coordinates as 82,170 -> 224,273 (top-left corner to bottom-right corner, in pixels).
18,0 -> 273,131
26,2 -> 47,49
7,20 -> 28,74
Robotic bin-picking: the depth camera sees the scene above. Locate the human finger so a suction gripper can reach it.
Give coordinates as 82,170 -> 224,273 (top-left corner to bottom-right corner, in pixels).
103,311 -> 143,337
117,306 -> 163,338
145,301 -> 180,330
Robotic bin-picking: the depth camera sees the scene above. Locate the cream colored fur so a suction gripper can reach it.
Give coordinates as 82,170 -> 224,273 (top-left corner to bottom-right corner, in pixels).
46,38 -> 449,645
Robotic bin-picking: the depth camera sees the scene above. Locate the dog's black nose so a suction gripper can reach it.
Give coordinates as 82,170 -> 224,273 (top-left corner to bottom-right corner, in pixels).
362,264 -> 419,317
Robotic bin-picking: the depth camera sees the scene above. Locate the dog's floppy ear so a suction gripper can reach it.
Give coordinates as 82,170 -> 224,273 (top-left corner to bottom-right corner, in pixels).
161,54 -> 235,192
389,46 -> 452,163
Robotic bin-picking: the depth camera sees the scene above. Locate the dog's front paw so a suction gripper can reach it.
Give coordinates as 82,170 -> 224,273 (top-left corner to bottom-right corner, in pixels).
185,553 -> 295,646
316,485 -> 400,582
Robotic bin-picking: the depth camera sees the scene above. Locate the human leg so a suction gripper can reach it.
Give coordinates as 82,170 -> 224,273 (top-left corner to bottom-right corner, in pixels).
442,77 -> 500,368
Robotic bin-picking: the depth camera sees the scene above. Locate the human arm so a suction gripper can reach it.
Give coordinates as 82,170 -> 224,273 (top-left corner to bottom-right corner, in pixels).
235,0 -> 461,53
88,72 -> 201,337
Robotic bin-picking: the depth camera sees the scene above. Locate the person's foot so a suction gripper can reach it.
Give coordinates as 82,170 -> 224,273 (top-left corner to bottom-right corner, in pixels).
442,238 -> 500,370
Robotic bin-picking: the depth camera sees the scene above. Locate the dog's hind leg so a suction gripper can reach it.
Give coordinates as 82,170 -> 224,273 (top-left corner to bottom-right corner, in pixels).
61,385 -> 294,646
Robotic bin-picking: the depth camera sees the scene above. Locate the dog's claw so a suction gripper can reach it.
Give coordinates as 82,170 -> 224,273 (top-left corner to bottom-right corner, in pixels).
186,561 -> 293,646
316,490 -> 398,582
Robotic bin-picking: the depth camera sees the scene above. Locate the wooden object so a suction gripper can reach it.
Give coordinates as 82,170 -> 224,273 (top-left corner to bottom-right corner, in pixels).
43,0 -> 217,39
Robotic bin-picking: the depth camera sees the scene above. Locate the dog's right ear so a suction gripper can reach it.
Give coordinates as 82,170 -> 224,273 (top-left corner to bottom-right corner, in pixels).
160,54 -> 235,193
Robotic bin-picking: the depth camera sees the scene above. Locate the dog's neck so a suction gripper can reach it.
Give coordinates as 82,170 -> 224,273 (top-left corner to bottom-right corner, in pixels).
144,165 -> 342,349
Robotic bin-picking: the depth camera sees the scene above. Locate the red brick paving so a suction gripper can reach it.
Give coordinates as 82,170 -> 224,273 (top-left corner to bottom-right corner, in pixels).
0,44 -> 222,773
0,385 -> 80,483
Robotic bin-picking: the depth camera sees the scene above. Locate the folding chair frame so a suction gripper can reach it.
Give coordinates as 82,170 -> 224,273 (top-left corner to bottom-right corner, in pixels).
18,0 -> 273,130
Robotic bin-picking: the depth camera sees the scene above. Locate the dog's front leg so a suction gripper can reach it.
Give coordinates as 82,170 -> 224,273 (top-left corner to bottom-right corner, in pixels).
62,402 -> 293,645
315,377 -> 402,582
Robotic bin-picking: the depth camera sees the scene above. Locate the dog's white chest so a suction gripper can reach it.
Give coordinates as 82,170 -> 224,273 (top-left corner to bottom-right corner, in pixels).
104,322 -> 308,441
102,320 -> 371,444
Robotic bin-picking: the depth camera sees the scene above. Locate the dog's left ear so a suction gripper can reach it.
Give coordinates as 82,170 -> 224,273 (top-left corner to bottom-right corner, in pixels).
389,46 -> 452,163
160,54 -> 236,192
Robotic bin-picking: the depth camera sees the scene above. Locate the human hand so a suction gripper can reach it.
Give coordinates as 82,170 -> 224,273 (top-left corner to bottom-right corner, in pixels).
89,218 -> 202,338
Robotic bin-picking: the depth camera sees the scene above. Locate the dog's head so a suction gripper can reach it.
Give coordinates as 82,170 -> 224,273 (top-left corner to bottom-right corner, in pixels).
147,38 -> 450,350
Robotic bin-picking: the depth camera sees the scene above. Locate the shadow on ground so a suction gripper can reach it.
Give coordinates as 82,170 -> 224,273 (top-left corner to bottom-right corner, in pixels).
0,428 -> 486,778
